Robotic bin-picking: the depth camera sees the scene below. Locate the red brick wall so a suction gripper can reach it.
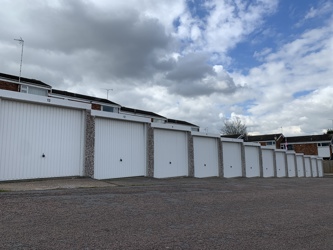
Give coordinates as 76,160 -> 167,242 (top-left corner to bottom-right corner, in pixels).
91,103 -> 101,110
293,143 -> 318,155
0,80 -> 19,92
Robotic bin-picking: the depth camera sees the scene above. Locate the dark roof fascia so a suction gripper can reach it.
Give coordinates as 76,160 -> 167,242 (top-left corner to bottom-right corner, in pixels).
245,133 -> 284,142
284,134 -> 333,143
167,118 -> 199,128
51,89 -> 120,107
120,107 -> 167,119
220,134 -> 243,139
0,72 -> 51,89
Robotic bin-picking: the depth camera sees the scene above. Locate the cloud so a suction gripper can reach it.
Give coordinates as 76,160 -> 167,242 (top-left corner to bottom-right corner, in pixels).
1,0 -> 332,136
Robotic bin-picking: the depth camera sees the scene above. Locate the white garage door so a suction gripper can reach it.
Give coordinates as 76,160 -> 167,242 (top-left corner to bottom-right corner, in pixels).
0,99 -> 84,181
311,157 -> 318,177
276,151 -> 287,177
94,118 -> 146,179
154,129 -> 188,178
296,155 -> 305,177
193,136 -> 219,178
244,145 -> 261,178
286,154 -> 296,177
304,157 -> 312,177
222,142 -> 243,178
262,149 -> 275,177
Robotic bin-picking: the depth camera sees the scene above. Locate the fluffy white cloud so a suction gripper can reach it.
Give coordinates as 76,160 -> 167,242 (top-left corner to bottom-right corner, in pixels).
0,0 -> 332,136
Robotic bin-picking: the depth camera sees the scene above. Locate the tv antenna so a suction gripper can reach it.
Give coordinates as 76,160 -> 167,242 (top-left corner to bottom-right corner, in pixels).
102,88 -> 113,100
14,37 -> 24,83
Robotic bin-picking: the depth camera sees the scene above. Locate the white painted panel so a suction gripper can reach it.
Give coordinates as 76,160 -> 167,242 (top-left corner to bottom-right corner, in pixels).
222,142 -> 242,178
310,157 -> 318,177
94,118 -> 146,179
286,153 -> 296,177
193,136 -> 219,178
317,159 -> 324,177
296,155 -> 305,177
304,157 -> 312,177
262,149 -> 275,177
244,146 -> 260,177
318,146 -> 330,158
276,151 -> 287,177
154,129 -> 188,178
0,100 -> 84,181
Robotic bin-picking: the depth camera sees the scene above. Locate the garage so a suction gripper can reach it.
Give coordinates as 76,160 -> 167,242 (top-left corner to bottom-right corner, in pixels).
221,138 -> 243,178
192,133 -> 219,178
262,148 -> 275,177
93,112 -> 148,179
296,153 -> 305,177
244,143 -> 261,178
0,96 -> 86,181
286,152 -> 296,177
310,156 -> 318,177
275,150 -> 287,177
304,156 -> 312,177
317,158 -> 324,177
153,125 -> 189,178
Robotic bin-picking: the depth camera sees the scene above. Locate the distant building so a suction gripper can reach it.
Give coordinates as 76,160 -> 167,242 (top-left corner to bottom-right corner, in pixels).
221,132 -> 333,160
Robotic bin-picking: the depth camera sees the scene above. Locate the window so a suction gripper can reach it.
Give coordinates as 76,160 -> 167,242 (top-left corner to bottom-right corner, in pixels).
20,85 -> 48,96
266,141 -> 276,145
152,118 -> 165,123
102,106 -> 118,113
318,143 -> 330,147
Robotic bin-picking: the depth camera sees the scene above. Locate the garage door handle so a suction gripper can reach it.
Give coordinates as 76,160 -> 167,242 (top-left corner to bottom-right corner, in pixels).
169,162 -> 172,164
120,158 -> 123,162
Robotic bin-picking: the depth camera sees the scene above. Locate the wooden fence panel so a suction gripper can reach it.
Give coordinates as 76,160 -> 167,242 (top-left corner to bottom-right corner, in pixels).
323,161 -> 333,173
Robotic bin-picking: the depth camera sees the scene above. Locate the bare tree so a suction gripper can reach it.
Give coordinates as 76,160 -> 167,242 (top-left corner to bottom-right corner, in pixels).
221,117 -> 247,135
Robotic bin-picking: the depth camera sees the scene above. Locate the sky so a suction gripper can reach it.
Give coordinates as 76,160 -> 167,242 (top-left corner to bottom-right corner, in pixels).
1,0 -> 332,136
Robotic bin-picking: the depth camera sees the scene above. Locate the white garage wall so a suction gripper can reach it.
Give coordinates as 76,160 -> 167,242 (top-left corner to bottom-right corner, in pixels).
154,129 -> 188,178
0,99 -> 85,181
244,143 -> 261,178
262,148 -> 275,177
222,139 -> 243,178
276,150 -> 287,177
295,154 -> 305,177
94,118 -> 146,179
286,152 -> 297,177
193,134 -> 219,178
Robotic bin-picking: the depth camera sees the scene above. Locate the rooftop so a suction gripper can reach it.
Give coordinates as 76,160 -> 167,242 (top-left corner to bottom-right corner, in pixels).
0,72 -> 51,88
51,89 -> 120,106
120,106 -> 167,119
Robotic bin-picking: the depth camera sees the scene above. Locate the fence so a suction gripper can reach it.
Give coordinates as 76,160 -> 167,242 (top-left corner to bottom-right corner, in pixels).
323,161 -> 333,173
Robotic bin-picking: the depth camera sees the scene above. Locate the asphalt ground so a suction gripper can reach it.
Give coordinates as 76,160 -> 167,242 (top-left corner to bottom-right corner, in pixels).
0,177 -> 332,249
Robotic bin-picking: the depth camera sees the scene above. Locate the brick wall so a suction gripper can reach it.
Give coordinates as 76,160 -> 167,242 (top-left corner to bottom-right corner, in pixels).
91,103 -> 101,110
0,80 -> 19,92
293,143 -> 318,155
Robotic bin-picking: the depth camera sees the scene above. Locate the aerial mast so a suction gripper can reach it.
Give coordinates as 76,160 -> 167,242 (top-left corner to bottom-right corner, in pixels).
14,37 -> 24,83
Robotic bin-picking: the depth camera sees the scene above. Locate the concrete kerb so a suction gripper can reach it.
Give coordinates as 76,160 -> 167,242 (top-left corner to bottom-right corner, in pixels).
0,177 -> 116,192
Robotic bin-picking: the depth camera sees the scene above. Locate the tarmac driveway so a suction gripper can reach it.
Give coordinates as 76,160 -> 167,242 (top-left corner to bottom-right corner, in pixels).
0,177 -> 332,249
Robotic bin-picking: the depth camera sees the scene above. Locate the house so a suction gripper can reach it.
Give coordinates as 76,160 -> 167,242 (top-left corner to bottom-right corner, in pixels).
281,134 -> 333,159
221,133 -> 284,149
0,72 -> 51,96
50,89 -> 121,112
